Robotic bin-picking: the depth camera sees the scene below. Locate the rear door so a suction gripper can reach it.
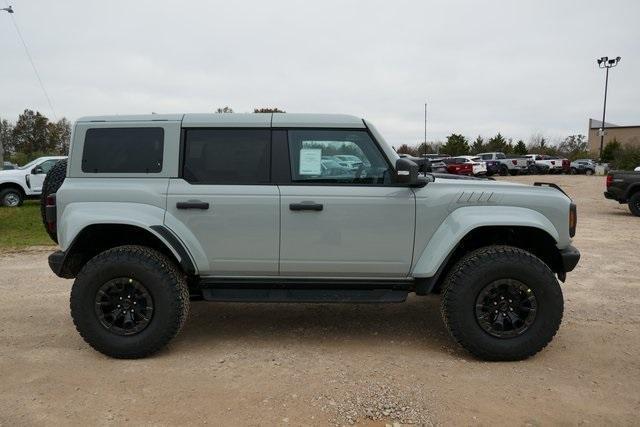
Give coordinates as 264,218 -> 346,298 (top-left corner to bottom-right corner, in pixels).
278,128 -> 415,277
165,128 -> 280,276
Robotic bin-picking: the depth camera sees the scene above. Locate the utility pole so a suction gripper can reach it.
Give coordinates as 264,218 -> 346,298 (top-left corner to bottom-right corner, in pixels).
596,56 -> 621,159
423,102 -> 427,156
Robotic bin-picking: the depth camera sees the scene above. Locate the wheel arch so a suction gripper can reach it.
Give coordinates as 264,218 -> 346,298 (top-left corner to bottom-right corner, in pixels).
54,223 -> 196,279
624,183 -> 640,199
411,206 -> 564,294
0,181 -> 27,197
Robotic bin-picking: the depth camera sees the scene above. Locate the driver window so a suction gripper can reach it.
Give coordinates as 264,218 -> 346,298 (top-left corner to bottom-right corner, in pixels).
37,160 -> 58,174
287,129 -> 389,184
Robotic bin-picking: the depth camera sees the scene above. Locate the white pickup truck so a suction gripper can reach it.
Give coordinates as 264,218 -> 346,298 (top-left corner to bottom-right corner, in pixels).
526,154 -> 564,174
477,152 -> 528,176
0,156 -> 67,206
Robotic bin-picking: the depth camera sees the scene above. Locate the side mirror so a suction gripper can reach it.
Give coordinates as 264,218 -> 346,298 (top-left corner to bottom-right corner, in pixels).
394,158 -> 419,186
32,166 -> 43,175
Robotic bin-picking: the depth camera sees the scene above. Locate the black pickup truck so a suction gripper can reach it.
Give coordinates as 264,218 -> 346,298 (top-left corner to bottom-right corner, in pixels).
604,171 -> 640,216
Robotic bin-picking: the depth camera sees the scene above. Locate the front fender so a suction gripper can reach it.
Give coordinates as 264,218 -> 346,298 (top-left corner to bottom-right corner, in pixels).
411,205 -> 559,278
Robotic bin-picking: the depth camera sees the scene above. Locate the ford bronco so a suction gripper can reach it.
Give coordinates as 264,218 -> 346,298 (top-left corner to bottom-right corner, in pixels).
43,113 -> 580,360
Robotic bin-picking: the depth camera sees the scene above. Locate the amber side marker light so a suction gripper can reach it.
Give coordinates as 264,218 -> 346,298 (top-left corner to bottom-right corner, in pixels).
569,203 -> 577,237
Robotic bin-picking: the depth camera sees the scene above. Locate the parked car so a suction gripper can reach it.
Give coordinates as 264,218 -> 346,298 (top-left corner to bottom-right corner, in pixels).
332,154 -> 367,170
635,166 -> 640,172
604,170 -> 640,216
441,157 -> 474,176
457,156 -> 488,176
0,156 -> 67,207
526,154 -> 561,174
2,161 -> 17,170
570,159 -> 596,175
420,154 -> 449,174
43,112 -> 579,361
477,152 -> 528,176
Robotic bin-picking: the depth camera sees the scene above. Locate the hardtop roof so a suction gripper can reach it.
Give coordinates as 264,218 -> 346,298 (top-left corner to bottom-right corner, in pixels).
77,113 -> 366,128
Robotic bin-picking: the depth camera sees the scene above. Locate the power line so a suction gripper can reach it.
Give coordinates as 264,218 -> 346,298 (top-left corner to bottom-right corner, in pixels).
3,2 -> 58,120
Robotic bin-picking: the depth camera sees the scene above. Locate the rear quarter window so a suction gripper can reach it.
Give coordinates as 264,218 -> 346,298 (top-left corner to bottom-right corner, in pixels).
82,127 -> 164,173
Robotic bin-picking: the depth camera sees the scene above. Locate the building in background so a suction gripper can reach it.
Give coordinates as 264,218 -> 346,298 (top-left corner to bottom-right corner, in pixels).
588,119 -> 640,155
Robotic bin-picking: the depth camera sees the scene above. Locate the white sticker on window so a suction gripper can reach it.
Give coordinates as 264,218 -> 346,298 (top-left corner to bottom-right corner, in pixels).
299,148 -> 322,175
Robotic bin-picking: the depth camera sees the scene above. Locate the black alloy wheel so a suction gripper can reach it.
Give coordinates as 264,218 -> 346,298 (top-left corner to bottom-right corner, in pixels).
94,277 -> 154,336
475,279 -> 537,338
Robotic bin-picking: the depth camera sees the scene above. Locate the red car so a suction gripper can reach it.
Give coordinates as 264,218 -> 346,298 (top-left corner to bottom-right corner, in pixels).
442,157 -> 474,175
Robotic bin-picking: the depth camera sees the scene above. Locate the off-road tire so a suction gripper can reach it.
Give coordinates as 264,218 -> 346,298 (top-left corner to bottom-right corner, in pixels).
0,188 -> 24,207
499,166 -> 509,176
70,245 -> 190,358
585,168 -> 594,176
629,192 -> 640,217
441,245 -> 563,361
570,167 -> 577,175
40,159 -> 67,243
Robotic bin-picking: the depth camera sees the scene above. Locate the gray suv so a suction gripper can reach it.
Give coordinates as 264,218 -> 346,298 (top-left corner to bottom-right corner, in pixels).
44,113 -> 580,360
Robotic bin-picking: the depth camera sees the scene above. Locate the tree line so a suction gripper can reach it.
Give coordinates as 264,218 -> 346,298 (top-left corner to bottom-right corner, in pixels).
396,132 -> 591,161
1,109 -> 71,166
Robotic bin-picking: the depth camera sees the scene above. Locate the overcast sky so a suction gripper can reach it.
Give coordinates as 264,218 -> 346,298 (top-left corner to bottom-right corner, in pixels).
1,0 -> 639,145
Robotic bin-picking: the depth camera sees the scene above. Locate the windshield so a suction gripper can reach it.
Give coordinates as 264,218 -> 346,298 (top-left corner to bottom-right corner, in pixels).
470,157 -> 481,162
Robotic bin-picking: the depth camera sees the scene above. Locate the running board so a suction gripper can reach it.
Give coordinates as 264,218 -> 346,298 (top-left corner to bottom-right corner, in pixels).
201,288 -> 408,303
197,277 -> 411,303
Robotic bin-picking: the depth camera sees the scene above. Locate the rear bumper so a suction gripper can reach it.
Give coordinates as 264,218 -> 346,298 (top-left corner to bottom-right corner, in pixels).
559,245 -> 580,272
48,250 -> 66,277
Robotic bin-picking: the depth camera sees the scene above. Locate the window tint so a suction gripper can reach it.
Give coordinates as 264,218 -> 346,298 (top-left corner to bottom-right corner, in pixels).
183,129 -> 270,184
82,128 -> 164,173
288,129 -> 390,184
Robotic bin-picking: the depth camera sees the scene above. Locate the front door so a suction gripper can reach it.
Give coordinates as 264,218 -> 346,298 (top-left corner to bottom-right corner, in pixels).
31,159 -> 60,193
279,129 -> 416,277
165,129 -> 279,276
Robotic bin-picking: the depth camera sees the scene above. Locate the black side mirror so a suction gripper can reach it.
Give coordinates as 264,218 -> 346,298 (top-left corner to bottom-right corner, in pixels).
394,158 -> 419,186
32,166 -> 43,175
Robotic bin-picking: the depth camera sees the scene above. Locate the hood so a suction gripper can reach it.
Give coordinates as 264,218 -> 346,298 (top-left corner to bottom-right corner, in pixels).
0,168 -> 27,179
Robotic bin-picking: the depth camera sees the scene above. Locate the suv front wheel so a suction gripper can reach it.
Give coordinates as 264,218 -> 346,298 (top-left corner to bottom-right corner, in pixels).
441,245 -> 563,361
70,245 -> 190,358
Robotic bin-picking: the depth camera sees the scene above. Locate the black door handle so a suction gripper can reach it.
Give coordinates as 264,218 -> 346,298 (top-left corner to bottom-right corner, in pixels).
289,202 -> 323,211
177,201 -> 210,210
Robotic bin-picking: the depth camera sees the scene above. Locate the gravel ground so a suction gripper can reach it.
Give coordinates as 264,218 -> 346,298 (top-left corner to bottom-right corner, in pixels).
0,174 -> 639,425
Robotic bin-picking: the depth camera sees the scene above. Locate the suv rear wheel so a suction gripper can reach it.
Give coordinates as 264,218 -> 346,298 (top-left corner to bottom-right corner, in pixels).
70,245 -> 190,358
441,245 -> 563,361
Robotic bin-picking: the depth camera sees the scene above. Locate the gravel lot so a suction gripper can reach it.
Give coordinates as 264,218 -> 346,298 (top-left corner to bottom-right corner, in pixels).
1,175 -> 638,425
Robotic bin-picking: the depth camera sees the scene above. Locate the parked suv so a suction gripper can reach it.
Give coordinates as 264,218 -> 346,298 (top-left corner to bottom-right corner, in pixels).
44,113 -> 580,361
0,156 -> 67,206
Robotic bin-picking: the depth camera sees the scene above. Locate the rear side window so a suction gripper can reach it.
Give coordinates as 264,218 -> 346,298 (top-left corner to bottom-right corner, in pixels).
82,128 -> 164,173
182,129 -> 270,184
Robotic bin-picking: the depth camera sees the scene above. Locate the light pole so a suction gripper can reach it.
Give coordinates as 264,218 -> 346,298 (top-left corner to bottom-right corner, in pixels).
596,56 -> 621,159
1,5 -> 13,13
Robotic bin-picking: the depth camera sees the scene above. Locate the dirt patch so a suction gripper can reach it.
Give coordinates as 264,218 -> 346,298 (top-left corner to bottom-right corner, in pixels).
0,175 -> 638,425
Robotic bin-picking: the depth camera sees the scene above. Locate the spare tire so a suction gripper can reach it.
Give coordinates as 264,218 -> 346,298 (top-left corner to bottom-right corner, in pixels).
40,159 -> 67,243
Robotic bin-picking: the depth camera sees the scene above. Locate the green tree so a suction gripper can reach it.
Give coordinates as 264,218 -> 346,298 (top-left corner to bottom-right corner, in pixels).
601,138 -> 622,163
558,134 -> 589,160
254,107 -> 286,113
214,106 -> 234,113
11,109 -> 54,155
470,136 -> 485,154
513,139 -> 527,155
0,118 -> 13,165
440,134 -> 470,156
486,133 -> 508,153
